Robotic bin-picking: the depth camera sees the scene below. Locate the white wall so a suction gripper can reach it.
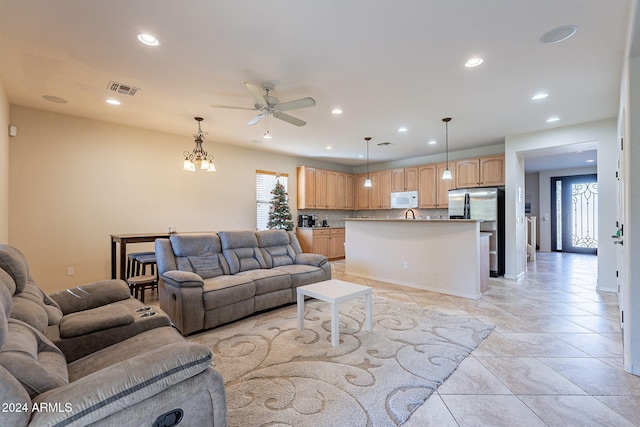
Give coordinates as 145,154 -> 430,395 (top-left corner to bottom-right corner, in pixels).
0,77 -> 9,243
8,106 -> 341,293
504,118 -> 618,292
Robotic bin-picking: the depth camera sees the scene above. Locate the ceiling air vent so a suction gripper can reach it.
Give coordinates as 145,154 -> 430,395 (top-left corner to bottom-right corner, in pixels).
107,81 -> 140,96
377,141 -> 392,146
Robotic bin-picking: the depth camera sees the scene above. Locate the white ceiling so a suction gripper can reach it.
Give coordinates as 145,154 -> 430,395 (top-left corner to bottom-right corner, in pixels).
0,0 -> 629,168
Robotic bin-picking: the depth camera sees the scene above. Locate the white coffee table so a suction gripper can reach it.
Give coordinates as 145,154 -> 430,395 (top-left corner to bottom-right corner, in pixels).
297,279 -> 372,347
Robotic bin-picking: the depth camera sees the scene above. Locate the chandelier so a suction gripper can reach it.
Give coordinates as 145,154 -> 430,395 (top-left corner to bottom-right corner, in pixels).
183,117 -> 216,172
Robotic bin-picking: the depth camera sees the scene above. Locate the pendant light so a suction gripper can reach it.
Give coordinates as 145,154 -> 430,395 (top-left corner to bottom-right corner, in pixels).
363,137 -> 372,187
441,117 -> 453,180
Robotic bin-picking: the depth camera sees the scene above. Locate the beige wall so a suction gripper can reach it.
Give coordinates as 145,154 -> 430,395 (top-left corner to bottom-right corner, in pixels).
8,106 -> 339,293
0,78 -> 9,242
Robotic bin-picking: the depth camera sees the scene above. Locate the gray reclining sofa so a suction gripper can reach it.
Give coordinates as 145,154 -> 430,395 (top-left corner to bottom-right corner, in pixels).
155,230 -> 331,335
0,244 -> 227,427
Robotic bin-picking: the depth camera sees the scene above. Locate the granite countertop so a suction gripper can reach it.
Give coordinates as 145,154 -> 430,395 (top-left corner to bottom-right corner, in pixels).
343,218 -> 482,223
297,226 -> 345,229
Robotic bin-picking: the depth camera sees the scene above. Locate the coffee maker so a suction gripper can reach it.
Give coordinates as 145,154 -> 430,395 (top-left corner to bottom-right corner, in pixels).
298,214 -> 308,227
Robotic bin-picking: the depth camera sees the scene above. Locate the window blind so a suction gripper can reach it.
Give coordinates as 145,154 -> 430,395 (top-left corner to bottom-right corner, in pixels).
256,170 -> 289,230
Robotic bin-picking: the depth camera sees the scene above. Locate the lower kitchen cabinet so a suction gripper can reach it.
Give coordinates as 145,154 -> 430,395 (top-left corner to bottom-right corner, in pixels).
296,227 -> 345,260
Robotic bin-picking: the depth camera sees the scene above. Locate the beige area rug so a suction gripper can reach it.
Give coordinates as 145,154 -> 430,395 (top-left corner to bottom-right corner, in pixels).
188,297 -> 494,427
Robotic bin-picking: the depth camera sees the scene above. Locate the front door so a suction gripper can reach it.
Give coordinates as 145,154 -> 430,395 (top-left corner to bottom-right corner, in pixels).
551,174 -> 598,255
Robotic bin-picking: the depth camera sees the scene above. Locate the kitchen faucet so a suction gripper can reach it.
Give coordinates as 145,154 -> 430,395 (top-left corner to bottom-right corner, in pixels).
405,209 -> 415,219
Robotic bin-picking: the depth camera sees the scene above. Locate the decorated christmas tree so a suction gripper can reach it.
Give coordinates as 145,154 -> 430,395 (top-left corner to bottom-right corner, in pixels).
267,178 -> 294,231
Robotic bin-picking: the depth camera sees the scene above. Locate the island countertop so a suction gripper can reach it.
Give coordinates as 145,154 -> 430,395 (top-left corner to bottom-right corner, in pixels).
344,218 -> 481,223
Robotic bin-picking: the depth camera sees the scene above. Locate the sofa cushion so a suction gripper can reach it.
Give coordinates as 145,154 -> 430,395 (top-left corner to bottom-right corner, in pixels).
11,294 -> 49,333
23,282 -> 63,325
0,319 -> 69,399
235,268 -> 291,295
219,231 -> 267,274
202,276 -> 255,310
0,245 -> 29,293
257,230 -> 297,267
170,234 -> 228,279
274,264 -> 327,288
58,304 -> 135,339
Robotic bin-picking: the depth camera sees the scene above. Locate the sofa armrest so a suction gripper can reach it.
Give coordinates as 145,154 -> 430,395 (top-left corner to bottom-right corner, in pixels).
48,280 -> 131,315
295,253 -> 328,267
30,342 -> 213,427
161,270 -> 204,288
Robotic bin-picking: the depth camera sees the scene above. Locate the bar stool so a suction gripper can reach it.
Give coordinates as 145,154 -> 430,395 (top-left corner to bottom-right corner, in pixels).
126,275 -> 157,303
126,251 -> 155,280
126,252 -> 158,302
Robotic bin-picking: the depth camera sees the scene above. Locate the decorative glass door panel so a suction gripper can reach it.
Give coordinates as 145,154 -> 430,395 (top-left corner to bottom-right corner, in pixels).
551,174 -> 598,254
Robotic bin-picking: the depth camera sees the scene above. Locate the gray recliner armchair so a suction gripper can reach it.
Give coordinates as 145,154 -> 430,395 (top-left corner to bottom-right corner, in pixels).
0,244 -> 227,427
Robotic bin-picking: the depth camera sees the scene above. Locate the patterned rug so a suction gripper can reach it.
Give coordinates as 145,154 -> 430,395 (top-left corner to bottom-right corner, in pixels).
188,297 -> 494,427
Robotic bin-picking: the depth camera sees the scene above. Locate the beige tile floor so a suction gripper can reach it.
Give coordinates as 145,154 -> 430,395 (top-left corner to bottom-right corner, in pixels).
147,252 -> 639,426
331,252 -> 640,427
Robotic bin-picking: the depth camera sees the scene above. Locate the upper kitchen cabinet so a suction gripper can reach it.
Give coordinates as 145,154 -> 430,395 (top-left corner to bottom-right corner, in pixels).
345,174 -> 355,210
436,163 -> 456,207
297,167 -> 353,210
297,166 -> 316,209
455,155 -> 504,188
418,164 -> 437,208
391,167 -> 419,192
355,171 -> 391,209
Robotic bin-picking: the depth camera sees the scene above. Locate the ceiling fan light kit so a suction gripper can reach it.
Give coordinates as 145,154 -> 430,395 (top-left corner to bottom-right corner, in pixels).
183,117 -> 216,172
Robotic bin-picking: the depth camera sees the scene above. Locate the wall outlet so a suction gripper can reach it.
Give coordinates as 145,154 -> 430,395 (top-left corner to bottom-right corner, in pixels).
402,262 -> 408,270
66,267 -> 74,276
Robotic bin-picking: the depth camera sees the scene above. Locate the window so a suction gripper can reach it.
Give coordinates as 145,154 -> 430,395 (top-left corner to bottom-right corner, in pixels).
256,170 -> 289,230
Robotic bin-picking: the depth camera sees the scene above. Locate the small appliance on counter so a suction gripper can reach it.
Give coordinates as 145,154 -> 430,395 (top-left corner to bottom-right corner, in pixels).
298,214 -> 309,227
321,219 -> 329,227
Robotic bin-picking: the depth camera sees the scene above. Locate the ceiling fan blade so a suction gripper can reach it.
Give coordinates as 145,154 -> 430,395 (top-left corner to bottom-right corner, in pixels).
246,114 -> 265,126
272,111 -> 306,127
276,97 -> 316,112
245,82 -> 269,109
210,104 -> 257,111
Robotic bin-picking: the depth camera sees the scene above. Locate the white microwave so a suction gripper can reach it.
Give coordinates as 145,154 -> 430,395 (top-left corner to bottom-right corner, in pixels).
390,191 -> 418,209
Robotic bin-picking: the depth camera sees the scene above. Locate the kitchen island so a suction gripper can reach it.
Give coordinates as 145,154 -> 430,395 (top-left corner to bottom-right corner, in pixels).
344,218 -> 485,299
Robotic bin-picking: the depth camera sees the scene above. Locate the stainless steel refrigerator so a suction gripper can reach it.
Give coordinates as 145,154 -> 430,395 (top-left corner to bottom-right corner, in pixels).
449,188 -> 505,276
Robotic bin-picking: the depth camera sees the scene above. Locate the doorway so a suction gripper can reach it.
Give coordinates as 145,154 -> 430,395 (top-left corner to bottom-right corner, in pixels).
551,174 -> 598,254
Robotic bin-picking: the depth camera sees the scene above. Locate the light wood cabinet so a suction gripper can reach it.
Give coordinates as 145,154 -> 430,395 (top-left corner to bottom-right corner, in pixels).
436,163 -> 456,207
297,166 -> 353,210
296,228 -> 345,260
328,228 -> 345,259
418,164 -> 437,208
345,174 -> 355,209
479,155 -> 505,186
455,155 -> 504,188
391,167 -> 419,192
356,171 -> 390,209
378,170 -> 392,209
325,170 -> 338,208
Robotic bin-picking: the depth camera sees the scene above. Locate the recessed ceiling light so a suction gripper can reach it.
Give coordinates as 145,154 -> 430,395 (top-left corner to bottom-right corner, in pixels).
331,108 -> 343,115
42,95 -> 68,103
586,159 -> 595,163
398,127 -> 408,132
325,146 -> 333,150
137,33 -> 160,46
105,99 -> 121,106
465,57 -> 483,68
428,140 -> 437,145
547,116 -> 560,123
540,25 -> 577,44
357,154 -> 365,158
532,93 -> 549,100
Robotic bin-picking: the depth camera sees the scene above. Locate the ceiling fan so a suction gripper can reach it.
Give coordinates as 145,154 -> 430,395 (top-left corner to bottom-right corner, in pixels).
211,82 -> 316,127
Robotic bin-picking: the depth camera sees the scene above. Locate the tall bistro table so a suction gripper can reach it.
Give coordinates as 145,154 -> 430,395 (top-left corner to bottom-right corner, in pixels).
297,279 -> 372,347
110,233 -> 171,280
